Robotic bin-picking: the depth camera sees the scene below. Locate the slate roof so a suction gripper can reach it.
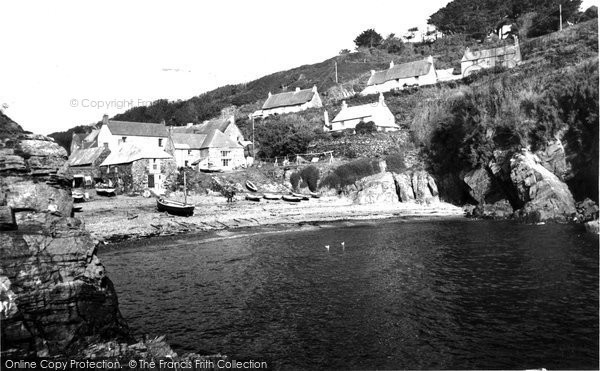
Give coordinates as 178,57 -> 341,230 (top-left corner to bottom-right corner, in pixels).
171,119 -> 230,135
106,120 -> 168,137
368,59 -> 432,86
100,144 -> 172,166
67,147 -> 108,166
262,88 -> 315,109
172,133 -> 208,149
201,130 -> 241,149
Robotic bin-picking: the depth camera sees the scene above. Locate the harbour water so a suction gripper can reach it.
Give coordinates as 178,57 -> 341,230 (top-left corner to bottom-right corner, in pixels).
101,219 -> 599,369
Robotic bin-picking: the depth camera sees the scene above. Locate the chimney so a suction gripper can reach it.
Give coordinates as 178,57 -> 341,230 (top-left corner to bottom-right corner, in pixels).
389,60 -> 395,69
341,100 -> 348,109
370,70 -> 376,76
229,115 -> 235,125
427,55 -> 434,64
312,85 -> 318,93
186,122 -> 194,127
295,87 -> 301,92
268,92 -> 272,97
102,114 -> 109,125
378,92 -> 385,104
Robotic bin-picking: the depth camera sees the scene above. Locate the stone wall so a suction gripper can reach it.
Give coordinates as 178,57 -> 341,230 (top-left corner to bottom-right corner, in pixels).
0,124 -> 131,357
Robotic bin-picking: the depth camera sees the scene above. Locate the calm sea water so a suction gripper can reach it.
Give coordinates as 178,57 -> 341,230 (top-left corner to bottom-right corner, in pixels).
101,219 -> 599,370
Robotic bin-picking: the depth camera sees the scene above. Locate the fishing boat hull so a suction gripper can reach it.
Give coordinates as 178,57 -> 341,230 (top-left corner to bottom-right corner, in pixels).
95,188 -> 116,197
263,193 -> 282,200
72,193 -> 85,203
291,192 -> 310,201
245,194 -> 261,202
157,198 -> 195,216
245,180 -> 258,192
310,191 -> 320,199
282,195 -> 302,202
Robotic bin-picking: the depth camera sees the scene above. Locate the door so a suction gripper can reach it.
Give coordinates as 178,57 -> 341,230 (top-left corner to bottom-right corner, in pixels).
148,174 -> 155,188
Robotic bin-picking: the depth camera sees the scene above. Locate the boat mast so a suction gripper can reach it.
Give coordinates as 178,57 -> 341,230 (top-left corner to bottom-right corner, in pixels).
183,170 -> 187,204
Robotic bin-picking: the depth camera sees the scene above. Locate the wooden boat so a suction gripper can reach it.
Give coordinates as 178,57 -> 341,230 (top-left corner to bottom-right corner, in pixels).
157,170 -> 195,216
263,193 -> 282,200
245,180 -> 258,192
282,195 -> 302,202
310,191 -> 321,199
245,193 -> 261,202
157,197 -> 195,216
291,192 -> 310,201
199,162 -> 224,173
95,187 -> 116,197
72,192 -> 85,203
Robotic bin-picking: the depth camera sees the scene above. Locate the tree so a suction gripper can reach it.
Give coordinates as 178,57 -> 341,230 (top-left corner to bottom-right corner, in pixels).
381,33 -> 405,54
354,29 -> 383,49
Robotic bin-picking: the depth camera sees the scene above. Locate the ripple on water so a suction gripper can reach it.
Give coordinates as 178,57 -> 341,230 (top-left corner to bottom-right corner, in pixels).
101,219 -> 598,369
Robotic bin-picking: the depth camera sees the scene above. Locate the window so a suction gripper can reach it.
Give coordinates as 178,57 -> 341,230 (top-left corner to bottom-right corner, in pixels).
152,159 -> 158,171
221,151 -> 230,157
188,150 -> 192,155
158,138 -> 163,147
184,160 -> 188,167
222,159 -> 230,167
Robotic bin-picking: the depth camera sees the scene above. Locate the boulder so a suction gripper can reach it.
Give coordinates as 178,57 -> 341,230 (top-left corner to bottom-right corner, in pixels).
575,198 -> 599,222
584,220 -> 599,234
535,138 -> 570,180
510,151 -> 576,222
472,199 -> 514,219
463,167 -> 493,204
411,170 -> 439,203
353,172 -> 399,204
393,172 -> 415,202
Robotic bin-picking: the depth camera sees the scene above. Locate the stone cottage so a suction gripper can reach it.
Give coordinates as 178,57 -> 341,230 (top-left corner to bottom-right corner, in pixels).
252,86 -> 323,118
361,57 -> 438,95
99,144 -> 176,195
461,38 -> 522,77
326,93 -> 399,133
191,130 -> 245,170
65,146 -> 111,185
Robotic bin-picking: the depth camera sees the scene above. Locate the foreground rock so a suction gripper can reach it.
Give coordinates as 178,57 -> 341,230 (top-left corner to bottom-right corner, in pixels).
0,122 -> 131,357
352,169 -> 440,205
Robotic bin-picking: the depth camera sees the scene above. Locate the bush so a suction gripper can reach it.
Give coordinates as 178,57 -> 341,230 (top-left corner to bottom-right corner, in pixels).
290,171 -> 301,190
385,153 -> 407,173
300,165 -> 320,192
355,121 -> 377,135
319,158 -> 381,189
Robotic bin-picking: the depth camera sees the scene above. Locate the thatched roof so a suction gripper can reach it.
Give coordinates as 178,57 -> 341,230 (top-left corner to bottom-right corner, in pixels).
367,59 -> 432,86
107,120 -> 168,137
262,87 -> 316,109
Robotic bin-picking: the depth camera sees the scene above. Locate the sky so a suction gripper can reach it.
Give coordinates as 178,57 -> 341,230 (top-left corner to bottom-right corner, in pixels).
1,0 -> 597,135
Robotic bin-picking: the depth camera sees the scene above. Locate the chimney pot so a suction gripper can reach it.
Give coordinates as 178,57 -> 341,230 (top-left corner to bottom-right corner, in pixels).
268,92 -> 272,97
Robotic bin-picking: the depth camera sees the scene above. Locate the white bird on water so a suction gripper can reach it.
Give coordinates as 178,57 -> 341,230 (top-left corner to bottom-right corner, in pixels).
341,241 -> 345,249
325,245 -> 330,251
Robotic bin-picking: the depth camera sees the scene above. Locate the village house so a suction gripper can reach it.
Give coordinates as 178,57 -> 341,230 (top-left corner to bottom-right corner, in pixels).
170,116 -> 248,169
461,38 -> 522,77
361,56 -> 438,96
70,129 -> 99,153
99,143 -> 176,195
252,86 -> 322,118
97,115 -> 169,151
65,146 -> 111,186
325,93 -> 399,133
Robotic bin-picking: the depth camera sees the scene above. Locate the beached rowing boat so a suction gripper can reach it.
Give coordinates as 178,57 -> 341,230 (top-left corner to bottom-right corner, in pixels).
157,197 -> 195,216
246,180 -> 258,192
245,193 -> 261,202
282,195 -> 302,202
291,192 -> 310,201
263,193 -> 282,200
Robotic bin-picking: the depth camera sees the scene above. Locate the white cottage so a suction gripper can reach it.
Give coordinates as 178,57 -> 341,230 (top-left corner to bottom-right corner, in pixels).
253,86 -> 323,118
97,115 -> 169,151
327,93 -> 399,133
361,56 -> 438,96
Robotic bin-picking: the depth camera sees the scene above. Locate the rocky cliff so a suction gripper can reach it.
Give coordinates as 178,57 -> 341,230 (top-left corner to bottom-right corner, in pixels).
0,119 -> 131,357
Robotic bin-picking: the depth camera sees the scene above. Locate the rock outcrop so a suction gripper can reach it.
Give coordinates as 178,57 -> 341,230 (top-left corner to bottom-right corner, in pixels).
351,169 -> 440,205
0,121 -> 131,357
